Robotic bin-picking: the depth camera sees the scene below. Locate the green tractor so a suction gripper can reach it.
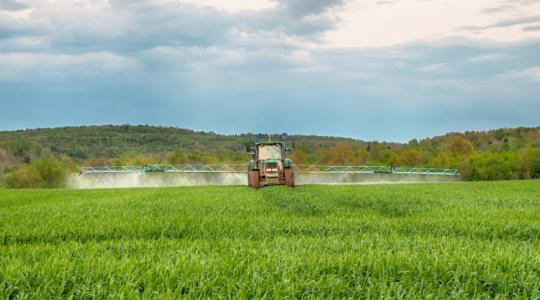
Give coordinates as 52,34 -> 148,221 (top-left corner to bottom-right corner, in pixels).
247,141 -> 295,188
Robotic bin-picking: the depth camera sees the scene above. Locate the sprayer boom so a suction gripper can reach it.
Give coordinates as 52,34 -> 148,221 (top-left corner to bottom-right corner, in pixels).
80,164 -> 457,176
80,164 -> 246,173
294,165 -> 458,176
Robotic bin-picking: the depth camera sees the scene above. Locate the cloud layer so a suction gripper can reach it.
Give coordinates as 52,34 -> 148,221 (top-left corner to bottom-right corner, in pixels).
0,0 -> 539,141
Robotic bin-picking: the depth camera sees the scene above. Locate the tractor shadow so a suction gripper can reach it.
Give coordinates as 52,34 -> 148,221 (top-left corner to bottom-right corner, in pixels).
257,186 -> 442,218
257,186 -> 324,217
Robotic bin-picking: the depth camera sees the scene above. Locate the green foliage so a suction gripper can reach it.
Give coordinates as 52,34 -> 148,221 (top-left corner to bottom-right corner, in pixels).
315,142 -> 356,165
429,151 -> 450,168
389,149 -> 423,166
6,164 -> 44,188
0,148 -> 16,175
6,157 -> 66,188
457,158 -> 472,180
469,152 -> 520,180
354,147 -> 369,164
520,144 -> 534,179
0,139 -> 41,163
447,136 -> 475,156
1,182 -> 540,297
289,145 -> 308,164
0,125 -> 253,161
533,149 -> 540,178
169,149 -> 188,164
2,125 -> 540,183
33,157 -> 68,188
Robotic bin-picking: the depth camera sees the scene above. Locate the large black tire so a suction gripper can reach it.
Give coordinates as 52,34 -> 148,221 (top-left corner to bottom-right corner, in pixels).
248,170 -> 260,189
284,168 -> 294,187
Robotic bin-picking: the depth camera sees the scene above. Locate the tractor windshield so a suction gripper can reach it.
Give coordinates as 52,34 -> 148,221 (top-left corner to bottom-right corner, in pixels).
258,145 -> 282,160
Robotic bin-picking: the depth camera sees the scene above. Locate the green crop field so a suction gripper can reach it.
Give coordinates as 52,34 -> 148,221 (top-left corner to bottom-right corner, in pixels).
1,181 -> 540,298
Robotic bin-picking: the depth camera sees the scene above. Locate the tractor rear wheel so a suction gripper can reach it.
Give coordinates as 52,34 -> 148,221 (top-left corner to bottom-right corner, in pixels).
284,168 -> 294,187
248,170 -> 260,189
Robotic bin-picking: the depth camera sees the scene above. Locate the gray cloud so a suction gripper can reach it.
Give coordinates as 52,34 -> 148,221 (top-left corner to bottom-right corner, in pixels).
463,15 -> 540,31
2,34 -> 540,141
523,24 -> 540,31
0,0 -> 28,11
0,0 -> 344,55
481,5 -> 515,14
491,15 -> 540,27
0,13 -> 44,39
375,0 -> 433,5
482,0 -> 540,14
1,1 -> 540,140
279,0 -> 345,16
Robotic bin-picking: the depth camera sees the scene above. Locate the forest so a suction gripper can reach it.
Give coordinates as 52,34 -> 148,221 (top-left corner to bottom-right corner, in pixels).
1,124 -> 539,188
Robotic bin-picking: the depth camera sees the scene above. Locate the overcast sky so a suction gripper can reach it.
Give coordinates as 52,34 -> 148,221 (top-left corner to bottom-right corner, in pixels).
1,0 -> 539,141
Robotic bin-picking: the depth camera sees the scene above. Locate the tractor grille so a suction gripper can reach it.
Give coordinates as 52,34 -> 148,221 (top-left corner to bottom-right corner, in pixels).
264,162 -> 278,176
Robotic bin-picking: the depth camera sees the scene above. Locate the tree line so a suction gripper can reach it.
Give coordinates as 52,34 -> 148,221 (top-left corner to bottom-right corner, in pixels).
1,125 -> 539,188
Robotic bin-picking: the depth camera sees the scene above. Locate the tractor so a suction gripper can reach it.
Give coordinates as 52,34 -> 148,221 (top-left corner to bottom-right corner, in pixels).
247,141 -> 294,188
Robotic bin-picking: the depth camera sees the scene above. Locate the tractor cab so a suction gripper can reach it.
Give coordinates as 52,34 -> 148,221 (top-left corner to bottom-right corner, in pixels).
247,141 -> 294,188
257,143 -> 283,160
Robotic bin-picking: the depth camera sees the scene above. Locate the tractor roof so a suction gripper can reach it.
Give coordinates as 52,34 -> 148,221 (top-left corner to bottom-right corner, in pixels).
255,141 -> 284,146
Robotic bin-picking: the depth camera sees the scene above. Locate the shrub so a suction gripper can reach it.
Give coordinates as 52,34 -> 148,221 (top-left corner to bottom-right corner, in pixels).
6,157 -> 67,188
520,145 -> 534,179
429,151 -> 450,168
6,164 -> 45,188
469,152 -> 520,180
532,149 -> 540,179
457,158 -> 472,180
33,157 -> 67,188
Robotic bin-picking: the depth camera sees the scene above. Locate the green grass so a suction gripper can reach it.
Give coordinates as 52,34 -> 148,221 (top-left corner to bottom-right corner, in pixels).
1,181 -> 540,298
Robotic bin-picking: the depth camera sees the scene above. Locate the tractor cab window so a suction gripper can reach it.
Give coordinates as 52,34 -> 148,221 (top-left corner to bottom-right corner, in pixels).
258,145 -> 282,160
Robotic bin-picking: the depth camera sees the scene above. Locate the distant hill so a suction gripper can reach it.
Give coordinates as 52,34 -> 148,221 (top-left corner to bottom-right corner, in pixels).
0,125 -> 379,163
421,126 -> 540,152
1,124 -> 540,186
1,124 -> 539,160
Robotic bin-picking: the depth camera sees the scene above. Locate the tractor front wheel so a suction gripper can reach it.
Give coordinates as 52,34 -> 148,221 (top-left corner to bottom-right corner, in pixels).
284,168 -> 295,187
248,170 -> 260,189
